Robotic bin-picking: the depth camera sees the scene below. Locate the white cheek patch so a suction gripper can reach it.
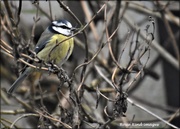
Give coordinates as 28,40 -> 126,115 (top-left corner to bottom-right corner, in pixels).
52,26 -> 71,36
66,22 -> 72,28
52,26 -> 62,33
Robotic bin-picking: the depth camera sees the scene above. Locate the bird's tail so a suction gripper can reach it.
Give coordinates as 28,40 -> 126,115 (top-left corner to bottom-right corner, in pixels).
8,67 -> 33,94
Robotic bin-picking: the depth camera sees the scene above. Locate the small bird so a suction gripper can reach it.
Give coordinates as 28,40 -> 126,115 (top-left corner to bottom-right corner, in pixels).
8,19 -> 76,94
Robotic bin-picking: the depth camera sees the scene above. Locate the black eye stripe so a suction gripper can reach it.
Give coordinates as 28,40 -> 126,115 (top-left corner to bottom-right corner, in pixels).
52,24 -> 70,29
60,25 -> 70,29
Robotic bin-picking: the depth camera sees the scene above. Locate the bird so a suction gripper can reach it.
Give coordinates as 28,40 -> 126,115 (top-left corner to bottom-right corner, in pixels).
8,19 -> 76,94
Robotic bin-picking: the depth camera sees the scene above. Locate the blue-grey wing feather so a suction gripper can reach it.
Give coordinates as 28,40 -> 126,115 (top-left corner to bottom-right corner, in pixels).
34,29 -> 54,54
34,40 -> 48,54
21,28 -> 53,72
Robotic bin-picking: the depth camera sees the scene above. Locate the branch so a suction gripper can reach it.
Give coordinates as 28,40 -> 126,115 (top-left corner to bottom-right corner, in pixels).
124,14 -> 179,70
127,98 -> 179,129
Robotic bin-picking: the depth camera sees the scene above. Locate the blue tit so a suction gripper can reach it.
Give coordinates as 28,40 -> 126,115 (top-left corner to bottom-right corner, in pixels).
8,19 -> 76,94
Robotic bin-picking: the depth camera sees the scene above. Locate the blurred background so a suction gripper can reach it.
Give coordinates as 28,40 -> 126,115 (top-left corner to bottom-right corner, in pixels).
1,1 -> 179,128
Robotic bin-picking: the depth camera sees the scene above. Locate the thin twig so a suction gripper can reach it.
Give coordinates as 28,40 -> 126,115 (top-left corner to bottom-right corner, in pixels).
127,98 -> 179,129
10,113 -> 39,128
81,1 -> 99,41
156,1 -> 179,61
125,2 -> 179,26
95,65 -> 179,129
163,109 -> 180,128
124,14 -> 179,70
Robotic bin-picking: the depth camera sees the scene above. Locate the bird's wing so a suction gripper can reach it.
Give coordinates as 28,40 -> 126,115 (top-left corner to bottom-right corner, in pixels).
34,32 -> 54,54
21,30 -> 54,72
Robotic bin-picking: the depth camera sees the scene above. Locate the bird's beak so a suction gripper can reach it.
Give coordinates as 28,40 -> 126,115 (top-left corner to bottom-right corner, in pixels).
71,27 -> 78,32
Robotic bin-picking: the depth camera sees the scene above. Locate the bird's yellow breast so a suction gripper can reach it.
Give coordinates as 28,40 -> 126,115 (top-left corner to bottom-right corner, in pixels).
37,34 -> 74,66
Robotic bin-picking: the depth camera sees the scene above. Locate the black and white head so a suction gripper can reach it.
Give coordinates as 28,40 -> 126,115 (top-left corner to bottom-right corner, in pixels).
50,20 -> 75,36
